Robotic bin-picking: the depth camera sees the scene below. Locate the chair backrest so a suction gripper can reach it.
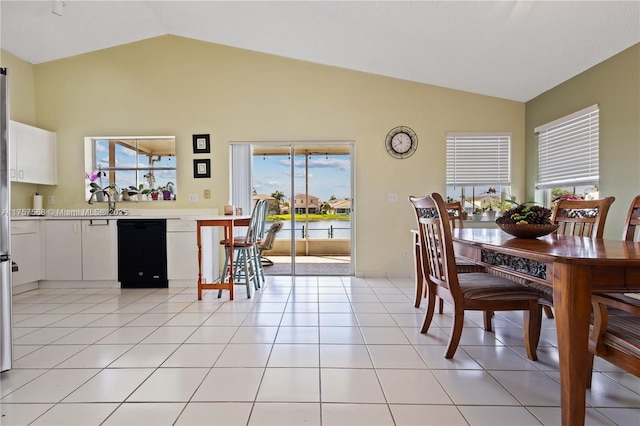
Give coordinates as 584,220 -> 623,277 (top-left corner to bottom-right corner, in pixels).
623,195 -> 640,242
410,197 -> 462,231
444,201 -> 464,230
258,221 -> 283,251
409,194 -> 460,297
244,199 -> 267,244
551,196 -> 615,238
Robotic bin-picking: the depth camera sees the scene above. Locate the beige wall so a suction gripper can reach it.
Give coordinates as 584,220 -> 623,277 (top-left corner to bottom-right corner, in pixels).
4,35 -> 525,276
525,43 -> 640,239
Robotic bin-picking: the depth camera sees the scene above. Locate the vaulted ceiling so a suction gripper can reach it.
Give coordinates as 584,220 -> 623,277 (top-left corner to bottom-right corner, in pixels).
1,1 -> 639,102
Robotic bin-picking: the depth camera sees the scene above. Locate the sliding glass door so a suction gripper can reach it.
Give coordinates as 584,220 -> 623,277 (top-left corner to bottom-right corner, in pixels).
249,142 -> 353,275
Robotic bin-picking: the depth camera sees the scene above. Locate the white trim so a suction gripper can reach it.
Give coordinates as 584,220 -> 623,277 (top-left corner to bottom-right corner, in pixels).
534,104 -> 598,133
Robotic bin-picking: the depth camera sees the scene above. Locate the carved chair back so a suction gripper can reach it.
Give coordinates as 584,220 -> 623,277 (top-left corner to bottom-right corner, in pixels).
551,197 -> 615,238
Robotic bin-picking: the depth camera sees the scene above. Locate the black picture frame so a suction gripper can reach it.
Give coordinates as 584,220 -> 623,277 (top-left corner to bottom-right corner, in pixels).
192,134 -> 210,153
193,159 -> 211,178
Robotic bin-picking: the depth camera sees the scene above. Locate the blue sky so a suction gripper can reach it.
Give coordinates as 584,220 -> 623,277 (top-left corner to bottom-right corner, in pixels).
253,154 -> 351,202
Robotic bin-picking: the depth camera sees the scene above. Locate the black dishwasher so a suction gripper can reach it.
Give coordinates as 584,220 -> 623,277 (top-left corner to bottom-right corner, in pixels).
117,219 -> 168,288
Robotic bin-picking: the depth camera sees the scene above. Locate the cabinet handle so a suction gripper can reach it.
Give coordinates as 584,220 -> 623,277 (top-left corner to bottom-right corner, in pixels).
88,219 -> 110,226
18,170 -> 24,179
10,169 -> 15,179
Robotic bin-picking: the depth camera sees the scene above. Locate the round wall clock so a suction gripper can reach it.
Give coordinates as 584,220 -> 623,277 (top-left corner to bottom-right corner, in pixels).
385,126 -> 418,159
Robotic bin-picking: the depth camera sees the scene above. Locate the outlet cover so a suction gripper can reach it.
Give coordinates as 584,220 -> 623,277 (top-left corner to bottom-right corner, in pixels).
47,195 -> 54,204
204,189 -> 211,199
189,194 -> 198,203
388,192 -> 398,203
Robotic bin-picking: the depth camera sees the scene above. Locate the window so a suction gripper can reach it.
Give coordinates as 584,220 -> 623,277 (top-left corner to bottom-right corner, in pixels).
85,136 -> 176,201
446,133 -> 510,217
535,104 -> 599,203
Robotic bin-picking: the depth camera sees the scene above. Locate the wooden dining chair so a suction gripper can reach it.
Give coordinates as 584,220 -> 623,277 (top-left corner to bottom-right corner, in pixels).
410,197 -> 483,310
413,193 -> 542,360
586,195 -> 640,385
528,196 -> 616,318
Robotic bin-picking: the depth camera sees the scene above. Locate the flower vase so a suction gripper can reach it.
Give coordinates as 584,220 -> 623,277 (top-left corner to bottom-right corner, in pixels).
163,190 -> 172,200
486,210 -> 496,221
95,192 -> 105,202
151,192 -> 159,201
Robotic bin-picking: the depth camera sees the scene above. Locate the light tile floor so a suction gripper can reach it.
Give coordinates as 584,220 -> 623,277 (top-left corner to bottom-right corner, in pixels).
1,276 -> 639,425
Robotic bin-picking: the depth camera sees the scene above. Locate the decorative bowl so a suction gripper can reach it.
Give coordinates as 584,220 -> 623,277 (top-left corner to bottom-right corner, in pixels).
497,223 -> 559,239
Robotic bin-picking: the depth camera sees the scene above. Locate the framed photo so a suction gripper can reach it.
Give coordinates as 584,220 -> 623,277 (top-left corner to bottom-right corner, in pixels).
193,159 -> 211,178
192,134 -> 210,153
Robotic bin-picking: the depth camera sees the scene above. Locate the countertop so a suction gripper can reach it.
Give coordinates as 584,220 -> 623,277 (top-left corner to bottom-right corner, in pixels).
9,207 -> 221,221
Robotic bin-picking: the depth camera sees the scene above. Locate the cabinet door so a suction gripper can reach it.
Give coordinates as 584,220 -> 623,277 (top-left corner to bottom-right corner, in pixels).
9,120 -> 57,185
82,219 -> 117,280
8,120 -> 20,181
45,220 -> 82,280
11,233 -> 39,286
167,231 -> 198,280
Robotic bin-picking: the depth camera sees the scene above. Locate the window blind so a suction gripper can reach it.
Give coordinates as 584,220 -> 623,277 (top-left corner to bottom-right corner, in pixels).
535,105 -> 599,189
446,134 -> 510,186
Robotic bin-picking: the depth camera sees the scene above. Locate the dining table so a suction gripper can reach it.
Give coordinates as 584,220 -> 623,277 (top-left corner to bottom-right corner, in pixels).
195,215 -> 250,300
444,227 -> 640,425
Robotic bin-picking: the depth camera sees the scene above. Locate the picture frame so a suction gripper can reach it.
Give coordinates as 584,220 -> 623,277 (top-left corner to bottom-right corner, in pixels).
192,134 -> 210,153
193,159 -> 211,178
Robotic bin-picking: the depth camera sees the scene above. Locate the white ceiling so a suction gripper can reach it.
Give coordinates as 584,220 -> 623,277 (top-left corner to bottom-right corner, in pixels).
1,1 -> 639,102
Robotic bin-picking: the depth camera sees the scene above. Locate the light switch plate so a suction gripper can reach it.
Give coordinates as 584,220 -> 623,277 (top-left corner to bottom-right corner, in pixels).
388,192 -> 398,203
189,194 -> 198,203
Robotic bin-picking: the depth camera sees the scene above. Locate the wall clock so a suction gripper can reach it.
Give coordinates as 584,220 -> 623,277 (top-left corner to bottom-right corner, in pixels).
385,126 -> 418,159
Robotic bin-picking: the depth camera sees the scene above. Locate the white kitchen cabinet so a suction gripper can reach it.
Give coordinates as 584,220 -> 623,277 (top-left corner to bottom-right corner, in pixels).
9,120 -> 57,185
166,220 -> 198,282
45,219 -> 117,281
11,220 -> 40,287
81,219 -> 117,280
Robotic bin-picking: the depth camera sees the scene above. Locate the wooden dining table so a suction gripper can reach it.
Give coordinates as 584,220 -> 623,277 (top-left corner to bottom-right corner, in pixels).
444,228 -> 640,425
195,215 -> 250,300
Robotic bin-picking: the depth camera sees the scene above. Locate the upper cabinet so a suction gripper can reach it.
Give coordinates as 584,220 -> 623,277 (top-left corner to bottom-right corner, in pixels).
9,120 -> 57,185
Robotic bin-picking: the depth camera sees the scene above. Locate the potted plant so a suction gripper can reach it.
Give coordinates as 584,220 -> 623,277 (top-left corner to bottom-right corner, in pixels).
472,207 -> 484,221
162,182 -> 175,201
150,188 -> 160,201
127,184 -> 151,201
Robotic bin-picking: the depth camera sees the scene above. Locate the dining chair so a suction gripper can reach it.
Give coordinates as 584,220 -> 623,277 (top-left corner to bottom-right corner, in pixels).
586,195 -> 640,385
410,197 -> 484,310
218,199 -> 267,298
529,196 -> 616,318
258,221 -> 283,267
413,192 -> 542,360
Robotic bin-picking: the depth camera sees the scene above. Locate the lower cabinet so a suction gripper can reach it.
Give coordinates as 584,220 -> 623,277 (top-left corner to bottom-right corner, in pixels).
167,220 -> 198,281
45,219 -> 117,281
11,220 -> 40,287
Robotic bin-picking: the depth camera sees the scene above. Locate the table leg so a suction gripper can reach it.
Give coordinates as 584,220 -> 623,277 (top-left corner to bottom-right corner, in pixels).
197,222 -> 203,300
228,222 -> 235,301
553,263 -> 592,426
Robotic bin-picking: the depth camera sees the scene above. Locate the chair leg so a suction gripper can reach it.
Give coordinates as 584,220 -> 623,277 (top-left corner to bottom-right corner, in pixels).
483,311 -> 493,332
523,302 -> 542,361
586,352 -> 595,389
414,267 -> 425,308
218,246 -> 231,298
444,305 -> 465,359
438,297 -> 444,314
543,305 -> 554,319
420,285 -> 437,334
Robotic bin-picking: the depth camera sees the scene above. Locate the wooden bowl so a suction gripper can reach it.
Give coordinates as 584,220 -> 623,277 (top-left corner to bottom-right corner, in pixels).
497,223 -> 559,239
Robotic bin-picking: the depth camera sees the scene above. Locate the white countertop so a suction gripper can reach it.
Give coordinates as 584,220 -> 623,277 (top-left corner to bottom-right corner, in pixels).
10,207 -> 221,221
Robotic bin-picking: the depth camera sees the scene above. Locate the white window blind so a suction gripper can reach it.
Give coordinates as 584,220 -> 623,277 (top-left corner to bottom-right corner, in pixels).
446,134 -> 510,186
535,105 -> 599,189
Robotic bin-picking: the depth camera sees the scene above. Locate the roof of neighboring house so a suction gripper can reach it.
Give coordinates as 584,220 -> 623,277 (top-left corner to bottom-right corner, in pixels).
329,199 -> 351,209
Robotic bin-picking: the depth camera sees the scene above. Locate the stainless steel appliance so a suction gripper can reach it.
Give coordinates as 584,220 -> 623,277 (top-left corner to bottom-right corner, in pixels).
0,67 -> 12,372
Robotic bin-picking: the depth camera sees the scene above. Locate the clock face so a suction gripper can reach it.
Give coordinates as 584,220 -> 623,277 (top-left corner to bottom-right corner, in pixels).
385,126 -> 418,159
